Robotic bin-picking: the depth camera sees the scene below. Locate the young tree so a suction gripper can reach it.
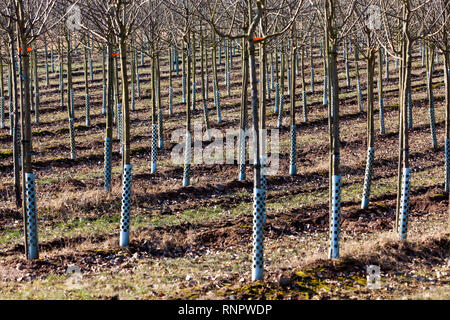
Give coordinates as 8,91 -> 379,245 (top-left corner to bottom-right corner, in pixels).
0,0 -> 60,260
199,0 -> 305,281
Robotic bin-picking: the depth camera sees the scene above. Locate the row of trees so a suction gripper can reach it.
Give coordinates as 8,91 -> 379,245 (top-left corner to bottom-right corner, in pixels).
0,0 -> 448,282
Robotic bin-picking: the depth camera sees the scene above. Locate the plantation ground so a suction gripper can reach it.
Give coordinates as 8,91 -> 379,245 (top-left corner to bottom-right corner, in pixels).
0,45 -> 449,299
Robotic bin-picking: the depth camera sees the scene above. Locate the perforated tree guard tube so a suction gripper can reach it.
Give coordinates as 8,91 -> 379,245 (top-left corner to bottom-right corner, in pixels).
85,93 -> 90,127
104,137 -> 112,191
46,63 -> 49,86
289,125 -> 297,175
205,74 -> 209,100
357,79 -> 363,112
0,97 -> 4,129
361,147 -> 375,209
271,65 -> 274,90
69,117 -> 76,160
183,131 -> 191,187
398,168 -> 411,240
9,101 -> 13,135
252,185 -> 265,281
117,103 -> 123,155
230,50 -> 233,69
158,108 -> 163,149
51,52 -> 54,72
202,102 -> 211,141
151,123 -> 157,174
131,82 -> 135,111
446,139 -> 450,193
215,90 -> 222,123
277,94 -> 284,128
238,129 -> 246,181
59,79 -> 64,107
345,60 -> 350,87
169,86 -> 173,116
445,139 -> 450,192
120,164 -> 133,247
26,173 -> 38,260
17,129 -> 21,167
421,48 -> 425,67
89,59 -> 93,81
182,74 -> 186,104
323,74 -> 328,106
192,82 -> 196,110
34,92 -> 39,125
274,82 -> 279,114
385,55 -> 389,79
408,92 -> 413,129
137,72 -> 141,98
226,71 -> 230,96
328,175 -> 341,259
287,69 -> 291,96
379,97 -> 385,134
70,89 -> 74,117
102,85 -> 106,115
261,157 -> 267,225
302,90 -> 307,123
429,89 -> 437,149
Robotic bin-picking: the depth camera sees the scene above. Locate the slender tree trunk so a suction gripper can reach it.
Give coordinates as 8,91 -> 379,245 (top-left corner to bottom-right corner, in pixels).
426,45 -> 437,149
104,41 -> 114,192
119,34 -> 132,247
66,34 -> 76,160
84,40 -> 90,127
326,0 -> 341,259
361,50 -> 376,209
249,35 -> 263,281
183,35 -> 192,187
239,38 -> 249,181
289,31 -> 297,176
9,28 -> 21,209
18,9 -> 38,259
378,48 -> 385,134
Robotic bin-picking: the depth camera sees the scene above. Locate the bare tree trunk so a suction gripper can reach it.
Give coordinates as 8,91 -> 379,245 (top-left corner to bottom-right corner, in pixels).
9,28 -> 21,209
426,45 -> 437,149
119,33 -> 132,247
396,4 -> 412,240
183,34 -> 192,187
361,50 -> 376,209
238,38 -> 249,181
66,33 -> 76,160
249,35 -> 263,281
326,0 -> 341,259
289,29 -> 297,176
378,48 -> 385,134
104,40 -> 114,192
17,4 -> 38,259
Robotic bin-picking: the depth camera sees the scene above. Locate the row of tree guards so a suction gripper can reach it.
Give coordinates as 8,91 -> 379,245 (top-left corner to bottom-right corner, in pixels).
0,0 -> 449,282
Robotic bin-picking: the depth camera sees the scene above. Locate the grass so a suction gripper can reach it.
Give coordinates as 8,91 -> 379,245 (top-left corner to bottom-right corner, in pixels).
0,46 -> 448,300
